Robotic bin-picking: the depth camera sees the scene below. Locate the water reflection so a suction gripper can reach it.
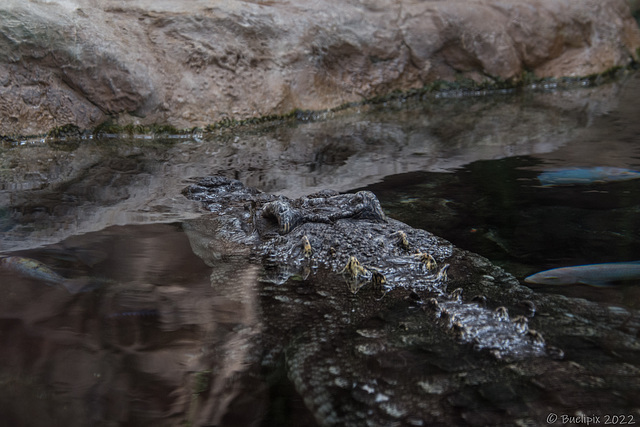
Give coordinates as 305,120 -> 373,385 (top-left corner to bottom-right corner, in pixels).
1,71 -> 640,424
355,72 -> 640,308
1,74 -> 635,252
0,223 -> 270,426
362,155 -> 640,308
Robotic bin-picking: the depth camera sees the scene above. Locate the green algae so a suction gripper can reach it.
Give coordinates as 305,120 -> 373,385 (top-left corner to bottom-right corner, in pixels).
192,369 -> 212,396
93,120 -> 185,138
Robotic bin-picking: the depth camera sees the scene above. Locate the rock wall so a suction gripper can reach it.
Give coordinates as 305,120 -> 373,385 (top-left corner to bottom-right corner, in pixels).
1,0 -> 639,136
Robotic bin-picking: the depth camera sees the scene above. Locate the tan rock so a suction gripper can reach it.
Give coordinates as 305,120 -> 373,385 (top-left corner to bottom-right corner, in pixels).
0,0 -> 639,136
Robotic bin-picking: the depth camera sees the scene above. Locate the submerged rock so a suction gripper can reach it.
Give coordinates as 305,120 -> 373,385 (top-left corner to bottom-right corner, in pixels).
1,0 -> 639,135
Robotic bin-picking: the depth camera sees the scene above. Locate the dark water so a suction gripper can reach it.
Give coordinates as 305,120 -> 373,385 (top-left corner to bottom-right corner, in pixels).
1,72 -> 640,425
0,223 -> 316,426
360,156 -> 640,309
359,71 -> 640,309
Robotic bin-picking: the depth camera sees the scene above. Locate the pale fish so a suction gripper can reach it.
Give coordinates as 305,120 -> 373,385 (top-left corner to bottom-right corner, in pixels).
537,167 -> 640,187
0,256 -> 108,294
524,261 -> 640,287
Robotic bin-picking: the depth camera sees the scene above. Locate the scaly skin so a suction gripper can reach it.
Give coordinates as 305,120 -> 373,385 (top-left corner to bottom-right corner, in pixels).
184,176 -> 640,426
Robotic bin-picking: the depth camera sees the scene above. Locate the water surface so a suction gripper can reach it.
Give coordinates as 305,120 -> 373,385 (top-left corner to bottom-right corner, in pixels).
361,71 -> 640,308
1,71 -> 640,425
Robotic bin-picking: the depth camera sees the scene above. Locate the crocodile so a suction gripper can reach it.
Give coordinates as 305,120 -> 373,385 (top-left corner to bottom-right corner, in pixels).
183,176 -> 640,426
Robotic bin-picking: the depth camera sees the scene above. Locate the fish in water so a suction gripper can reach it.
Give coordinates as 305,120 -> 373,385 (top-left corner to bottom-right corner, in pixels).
0,256 -> 66,285
524,261 -> 640,287
0,256 -> 111,294
537,167 -> 640,187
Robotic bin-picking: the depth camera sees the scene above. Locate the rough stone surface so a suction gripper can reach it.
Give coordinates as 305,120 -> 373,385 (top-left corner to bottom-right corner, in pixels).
1,0 -> 639,136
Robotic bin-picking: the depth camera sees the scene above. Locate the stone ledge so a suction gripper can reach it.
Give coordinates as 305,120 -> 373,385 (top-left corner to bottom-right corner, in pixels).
1,0 -> 639,136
